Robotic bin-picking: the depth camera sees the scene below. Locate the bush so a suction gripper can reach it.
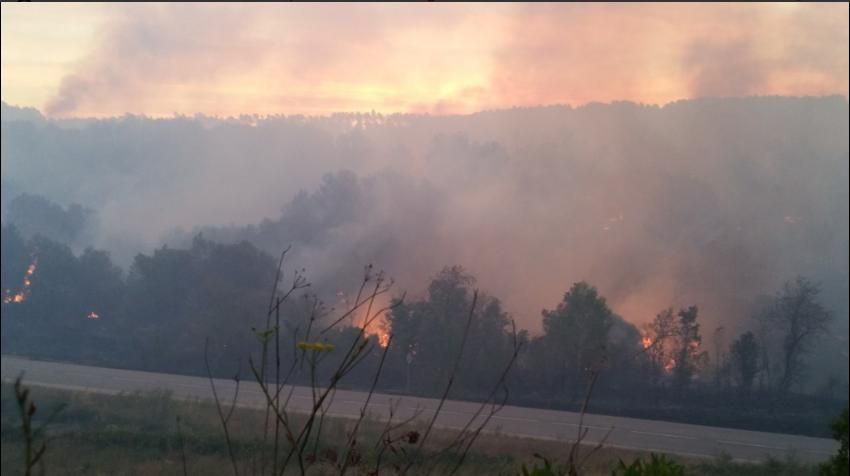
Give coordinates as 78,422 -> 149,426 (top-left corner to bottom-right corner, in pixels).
612,453 -> 685,476
819,407 -> 849,476
519,453 -> 566,476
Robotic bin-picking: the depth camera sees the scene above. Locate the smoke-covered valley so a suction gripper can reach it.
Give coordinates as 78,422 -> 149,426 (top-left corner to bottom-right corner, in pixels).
2,96 -> 848,359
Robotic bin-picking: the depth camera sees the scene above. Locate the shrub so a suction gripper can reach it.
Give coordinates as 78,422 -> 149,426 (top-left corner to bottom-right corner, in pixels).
612,453 -> 685,476
519,453 -> 566,476
819,407 -> 849,476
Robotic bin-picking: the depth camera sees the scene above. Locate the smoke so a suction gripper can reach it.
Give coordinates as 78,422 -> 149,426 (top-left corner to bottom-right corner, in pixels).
6,97 -> 847,341
44,4 -> 264,116
40,3 -> 491,117
490,3 -> 848,106
683,40 -> 768,98
3,3 -> 848,340
32,3 -> 849,117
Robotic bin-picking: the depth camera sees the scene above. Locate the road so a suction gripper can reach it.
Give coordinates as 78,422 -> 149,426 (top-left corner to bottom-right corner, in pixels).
1,355 -> 838,463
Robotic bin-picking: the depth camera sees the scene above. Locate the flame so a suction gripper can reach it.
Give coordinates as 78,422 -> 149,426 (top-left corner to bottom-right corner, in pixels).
3,258 -> 37,304
87,311 -> 100,320
363,308 -> 391,348
641,329 -> 678,374
4,293 -> 25,304
3,293 -> 23,304
338,291 -> 391,348
640,332 -> 653,350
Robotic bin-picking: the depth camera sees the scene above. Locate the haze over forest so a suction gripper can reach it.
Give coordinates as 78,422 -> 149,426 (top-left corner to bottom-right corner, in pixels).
2,97 -> 848,369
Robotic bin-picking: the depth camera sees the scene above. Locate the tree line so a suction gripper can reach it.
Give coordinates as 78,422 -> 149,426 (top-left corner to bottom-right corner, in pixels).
0,224 -> 845,436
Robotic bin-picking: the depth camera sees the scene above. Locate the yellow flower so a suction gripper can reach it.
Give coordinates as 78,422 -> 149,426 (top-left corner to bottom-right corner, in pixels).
296,341 -> 335,352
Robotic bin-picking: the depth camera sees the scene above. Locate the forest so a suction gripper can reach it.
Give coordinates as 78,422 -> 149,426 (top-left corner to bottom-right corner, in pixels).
0,221 -> 844,438
1,96 -> 848,438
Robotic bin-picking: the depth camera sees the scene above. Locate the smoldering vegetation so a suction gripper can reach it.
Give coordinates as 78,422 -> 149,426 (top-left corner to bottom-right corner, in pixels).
1,96 -> 848,434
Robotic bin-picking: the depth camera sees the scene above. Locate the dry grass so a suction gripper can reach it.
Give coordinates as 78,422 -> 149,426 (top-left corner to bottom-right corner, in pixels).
1,383 -> 818,475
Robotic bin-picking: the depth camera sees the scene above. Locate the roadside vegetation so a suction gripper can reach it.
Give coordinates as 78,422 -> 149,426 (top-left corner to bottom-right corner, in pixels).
2,243 -> 848,474
3,253 -> 846,475
1,383 -> 832,475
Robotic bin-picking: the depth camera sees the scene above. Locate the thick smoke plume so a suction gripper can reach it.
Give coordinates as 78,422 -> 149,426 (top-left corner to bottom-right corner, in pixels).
2,97 -> 848,345
36,3 -> 849,117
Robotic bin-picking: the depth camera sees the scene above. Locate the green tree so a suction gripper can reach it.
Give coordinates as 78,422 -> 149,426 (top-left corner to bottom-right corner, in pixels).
820,407 -> 849,476
387,266 -> 514,396
767,277 -> 832,395
541,282 -> 614,400
125,235 -> 276,374
6,193 -> 95,246
729,331 -> 759,396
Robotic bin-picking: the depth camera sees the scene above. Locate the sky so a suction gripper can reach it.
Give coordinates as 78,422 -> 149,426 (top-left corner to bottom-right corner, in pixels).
1,2 -> 848,118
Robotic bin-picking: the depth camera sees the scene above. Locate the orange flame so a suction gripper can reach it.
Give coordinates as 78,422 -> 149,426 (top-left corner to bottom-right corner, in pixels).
4,293 -> 25,304
363,310 -> 390,348
641,332 -> 653,350
338,291 -> 391,348
3,258 -> 37,304
377,332 -> 390,348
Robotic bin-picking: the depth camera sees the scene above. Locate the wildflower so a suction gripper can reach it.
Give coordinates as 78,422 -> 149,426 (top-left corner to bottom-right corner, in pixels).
296,341 -> 335,352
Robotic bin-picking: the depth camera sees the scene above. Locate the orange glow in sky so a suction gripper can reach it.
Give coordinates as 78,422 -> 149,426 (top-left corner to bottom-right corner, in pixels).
2,3 -> 847,117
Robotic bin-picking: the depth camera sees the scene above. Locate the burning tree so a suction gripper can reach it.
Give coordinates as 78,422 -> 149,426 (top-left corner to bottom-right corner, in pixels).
641,308 -> 677,385
641,306 -> 707,390
672,306 -> 706,391
3,257 -> 36,304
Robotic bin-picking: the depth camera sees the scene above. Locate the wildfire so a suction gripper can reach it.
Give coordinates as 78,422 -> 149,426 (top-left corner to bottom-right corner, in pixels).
641,329 -> 678,374
3,258 -> 37,304
3,292 -> 24,304
377,331 -> 390,348
363,310 -> 391,348
640,332 -> 653,350
87,311 -> 100,320
337,290 -> 391,348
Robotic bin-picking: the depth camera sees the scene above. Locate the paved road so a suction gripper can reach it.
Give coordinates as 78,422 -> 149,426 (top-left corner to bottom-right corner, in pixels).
1,356 -> 838,463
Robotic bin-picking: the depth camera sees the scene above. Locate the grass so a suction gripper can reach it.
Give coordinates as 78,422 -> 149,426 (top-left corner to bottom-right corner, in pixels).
0,383 -> 820,475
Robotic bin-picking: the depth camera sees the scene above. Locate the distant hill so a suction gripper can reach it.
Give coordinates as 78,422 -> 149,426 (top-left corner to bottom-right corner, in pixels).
1,101 -> 45,123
